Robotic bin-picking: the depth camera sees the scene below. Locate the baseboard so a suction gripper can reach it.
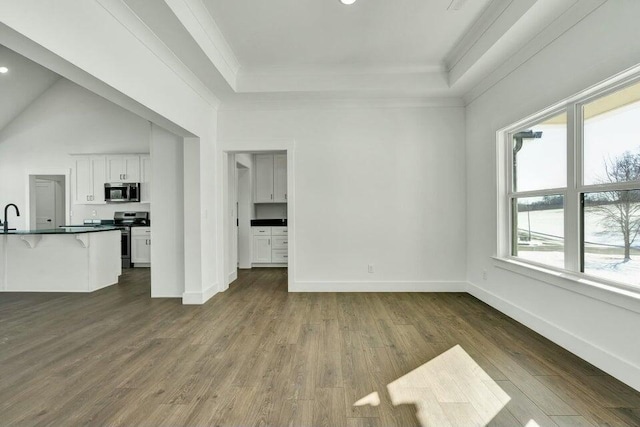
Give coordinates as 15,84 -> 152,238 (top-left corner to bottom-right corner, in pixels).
466,281 -> 640,392
151,293 -> 182,298
227,270 -> 238,284
290,280 -> 467,293
252,263 -> 288,268
182,283 -> 218,305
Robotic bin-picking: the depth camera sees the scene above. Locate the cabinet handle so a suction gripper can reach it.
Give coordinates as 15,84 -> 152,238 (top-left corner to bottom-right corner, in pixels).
86,195 -> 89,201
283,241 -> 288,244
285,194 -> 287,200
283,255 -> 288,258
271,194 -> 273,200
268,239 -> 271,245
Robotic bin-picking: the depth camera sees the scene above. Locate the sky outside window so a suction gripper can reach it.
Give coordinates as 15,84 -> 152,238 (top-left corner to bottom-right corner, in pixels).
513,113 -> 567,192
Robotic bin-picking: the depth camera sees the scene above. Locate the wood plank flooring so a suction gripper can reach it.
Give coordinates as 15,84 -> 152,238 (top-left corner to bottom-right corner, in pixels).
1,267 -> 639,426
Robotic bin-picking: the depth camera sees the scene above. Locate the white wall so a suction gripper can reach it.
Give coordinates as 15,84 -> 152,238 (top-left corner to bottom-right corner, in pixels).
465,1 -> 640,390
255,204 -> 287,219
219,105 -> 467,290
0,78 -> 150,229
150,124 -> 184,297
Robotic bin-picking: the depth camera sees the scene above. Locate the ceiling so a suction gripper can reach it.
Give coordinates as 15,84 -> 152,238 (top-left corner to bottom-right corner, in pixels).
0,45 -> 60,132
9,0 -> 603,108
201,0 -> 492,71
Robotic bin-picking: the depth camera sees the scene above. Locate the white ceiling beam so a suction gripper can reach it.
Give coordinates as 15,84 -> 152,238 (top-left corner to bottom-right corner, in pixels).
445,0 -> 538,86
462,0 -> 607,104
96,0 -> 220,108
162,0 -> 240,91
446,0 -> 607,98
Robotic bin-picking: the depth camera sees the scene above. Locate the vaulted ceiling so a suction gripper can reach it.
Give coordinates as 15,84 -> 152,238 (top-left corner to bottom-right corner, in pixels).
0,45 -> 60,131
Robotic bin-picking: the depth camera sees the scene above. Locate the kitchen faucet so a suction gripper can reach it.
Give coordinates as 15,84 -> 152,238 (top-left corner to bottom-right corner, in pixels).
2,204 -> 20,233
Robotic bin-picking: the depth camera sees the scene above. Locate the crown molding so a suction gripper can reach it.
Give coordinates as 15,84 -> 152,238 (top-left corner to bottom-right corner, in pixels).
236,66 -> 451,96
163,0 -> 240,90
219,96 -> 464,112
96,0 -> 220,108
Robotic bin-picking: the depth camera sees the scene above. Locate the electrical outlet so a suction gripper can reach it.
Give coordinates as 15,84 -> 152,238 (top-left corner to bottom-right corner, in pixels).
368,264 -> 374,274
482,269 -> 488,280
91,210 -> 97,217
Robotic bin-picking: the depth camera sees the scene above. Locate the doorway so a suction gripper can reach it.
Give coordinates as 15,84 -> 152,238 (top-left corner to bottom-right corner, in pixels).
28,174 -> 68,229
221,144 -> 294,292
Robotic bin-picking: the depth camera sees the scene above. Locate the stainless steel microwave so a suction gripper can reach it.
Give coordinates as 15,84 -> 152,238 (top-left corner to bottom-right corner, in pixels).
105,183 -> 140,203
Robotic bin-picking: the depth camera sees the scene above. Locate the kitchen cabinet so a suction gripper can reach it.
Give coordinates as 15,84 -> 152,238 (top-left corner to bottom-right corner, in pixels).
72,153 -> 150,205
131,227 -> 151,265
106,155 -> 141,182
140,155 -> 152,203
273,154 -> 287,202
252,236 -> 272,263
73,156 -> 106,204
254,154 -> 287,203
254,154 -> 275,203
251,226 -> 288,265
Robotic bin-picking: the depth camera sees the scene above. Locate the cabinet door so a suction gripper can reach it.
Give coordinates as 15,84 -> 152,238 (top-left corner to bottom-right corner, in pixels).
132,234 -> 151,264
106,156 -> 125,182
254,154 -> 274,203
74,156 -> 93,204
91,156 -> 107,204
123,155 -> 141,182
252,236 -> 272,263
140,155 -> 151,203
273,154 -> 287,203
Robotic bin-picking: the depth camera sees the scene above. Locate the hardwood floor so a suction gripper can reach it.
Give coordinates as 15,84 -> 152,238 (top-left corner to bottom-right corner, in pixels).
1,268 -> 639,426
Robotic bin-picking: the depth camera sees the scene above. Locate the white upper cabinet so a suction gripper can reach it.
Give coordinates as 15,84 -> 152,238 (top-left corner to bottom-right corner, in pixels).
73,156 -> 106,204
140,154 -> 152,203
273,154 -> 287,203
106,155 -> 141,182
73,154 -> 149,205
254,154 -> 275,203
254,154 -> 287,203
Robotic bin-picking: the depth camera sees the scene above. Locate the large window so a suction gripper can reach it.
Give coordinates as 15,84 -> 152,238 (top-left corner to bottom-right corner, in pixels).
502,78 -> 640,290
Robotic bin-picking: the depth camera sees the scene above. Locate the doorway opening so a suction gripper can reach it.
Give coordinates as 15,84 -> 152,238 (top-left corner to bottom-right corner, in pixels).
222,146 -> 294,291
27,174 -> 69,230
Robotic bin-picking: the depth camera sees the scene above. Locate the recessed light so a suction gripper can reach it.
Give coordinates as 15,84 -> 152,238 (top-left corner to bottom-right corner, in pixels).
340,0 -> 357,4
0,67 -> 8,74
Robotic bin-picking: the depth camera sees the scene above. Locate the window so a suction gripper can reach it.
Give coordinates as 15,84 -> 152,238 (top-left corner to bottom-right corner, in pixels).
501,77 -> 640,291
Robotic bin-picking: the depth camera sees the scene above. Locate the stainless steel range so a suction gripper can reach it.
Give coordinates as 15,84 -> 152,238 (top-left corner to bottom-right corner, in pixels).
114,211 -> 150,268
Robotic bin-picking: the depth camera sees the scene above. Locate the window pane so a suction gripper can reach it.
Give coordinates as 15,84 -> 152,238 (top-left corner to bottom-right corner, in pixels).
513,113 -> 567,192
583,81 -> 640,185
583,190 -> 640,287
512,195 -> 564,269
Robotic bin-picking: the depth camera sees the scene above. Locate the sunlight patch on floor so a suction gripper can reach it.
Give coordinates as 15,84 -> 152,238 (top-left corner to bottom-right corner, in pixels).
356,345 -> 514,426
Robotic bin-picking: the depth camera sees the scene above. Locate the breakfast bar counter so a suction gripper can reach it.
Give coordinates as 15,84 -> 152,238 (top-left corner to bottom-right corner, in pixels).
0,228 -> 121,292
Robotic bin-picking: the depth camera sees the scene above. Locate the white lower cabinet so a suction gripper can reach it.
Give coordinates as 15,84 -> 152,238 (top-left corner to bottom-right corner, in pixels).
252,236 -> 272,263
251,226 -> 288,265
131,227 -> 151,265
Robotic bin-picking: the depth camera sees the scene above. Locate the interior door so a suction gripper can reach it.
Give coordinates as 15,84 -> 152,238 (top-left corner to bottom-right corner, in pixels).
35,180 -> 56,230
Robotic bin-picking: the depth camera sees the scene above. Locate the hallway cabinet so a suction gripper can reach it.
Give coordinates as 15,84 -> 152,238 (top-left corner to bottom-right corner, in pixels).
254,154 -> 287,203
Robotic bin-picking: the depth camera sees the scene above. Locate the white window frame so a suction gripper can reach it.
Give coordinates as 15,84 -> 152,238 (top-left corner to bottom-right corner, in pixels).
497,67 -> 640,301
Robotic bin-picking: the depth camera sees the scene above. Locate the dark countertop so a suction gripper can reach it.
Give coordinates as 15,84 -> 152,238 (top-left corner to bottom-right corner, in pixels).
250,219 -> 287,227
2,226 -> 120,235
